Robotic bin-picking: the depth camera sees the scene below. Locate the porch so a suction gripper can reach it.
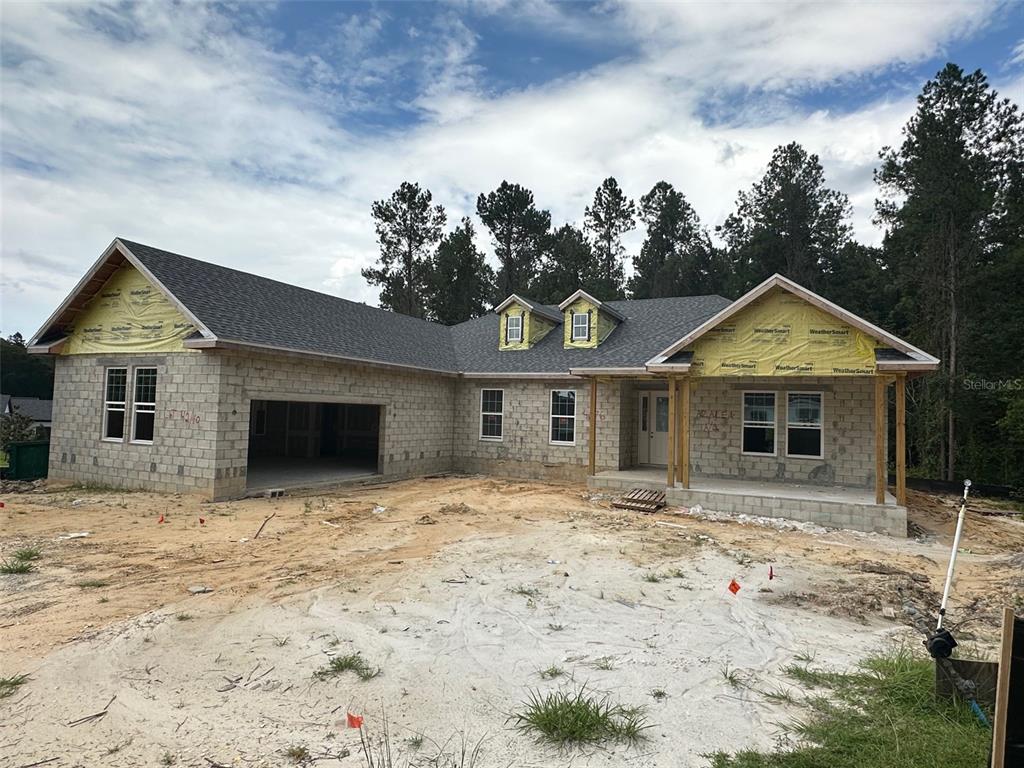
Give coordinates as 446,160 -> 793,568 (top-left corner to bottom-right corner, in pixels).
587,468 -> 905,536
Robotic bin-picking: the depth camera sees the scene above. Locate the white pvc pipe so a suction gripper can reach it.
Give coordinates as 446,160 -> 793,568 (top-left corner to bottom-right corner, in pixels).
937,480 -> 971,630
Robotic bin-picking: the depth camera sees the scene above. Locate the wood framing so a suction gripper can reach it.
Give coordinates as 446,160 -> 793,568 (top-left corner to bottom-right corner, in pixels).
895,373 -> 907,506
874,376 -> 886,504
678,378 -> 691,489
588,377 -> 598,476
666,378 -> 677,488
991,607 -> 1014,768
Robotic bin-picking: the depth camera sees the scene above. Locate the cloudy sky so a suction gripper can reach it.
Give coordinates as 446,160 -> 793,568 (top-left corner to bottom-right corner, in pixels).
2,1 -> 1022,337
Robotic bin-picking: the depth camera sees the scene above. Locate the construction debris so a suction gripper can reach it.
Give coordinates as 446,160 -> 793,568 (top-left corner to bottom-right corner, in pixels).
611,488 -> 666,513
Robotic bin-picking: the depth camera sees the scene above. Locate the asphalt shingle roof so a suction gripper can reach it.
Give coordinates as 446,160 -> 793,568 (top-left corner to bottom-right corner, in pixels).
2,395 -> 53,421
119,239 -> 731,375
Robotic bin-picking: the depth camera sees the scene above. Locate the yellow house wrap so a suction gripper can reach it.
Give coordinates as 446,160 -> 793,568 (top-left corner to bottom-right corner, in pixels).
685,288 -> 878,376
561,297 -> 617,349
499,303 -> 555,350
62,265 -> 196,355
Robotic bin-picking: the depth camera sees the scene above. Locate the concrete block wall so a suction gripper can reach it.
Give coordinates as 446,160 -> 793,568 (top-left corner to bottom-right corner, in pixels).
452,378 -> 628,481
211,349 -> 457,499
688,376 -> 884,488
48,352 -> 222,494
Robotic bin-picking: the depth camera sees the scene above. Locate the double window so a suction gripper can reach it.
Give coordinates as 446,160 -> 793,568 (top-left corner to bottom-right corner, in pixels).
480,389 -> 503,441
506,314 -> 523,343
550,389 -> 576,445
571,312 -> 589,341
102,366 -> 158,444
741,391 -> 824,458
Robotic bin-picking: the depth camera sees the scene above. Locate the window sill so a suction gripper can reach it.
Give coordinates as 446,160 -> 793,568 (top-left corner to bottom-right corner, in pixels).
101,437 -> 125,443
479,436 -> 503,442
785,453 -> 824,460
130,440 -> 154,446
741,451 -> 777,458
549,441 -> 576,447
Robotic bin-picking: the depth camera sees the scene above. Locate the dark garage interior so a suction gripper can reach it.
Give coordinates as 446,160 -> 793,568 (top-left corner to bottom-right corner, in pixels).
245,400 -> 381,492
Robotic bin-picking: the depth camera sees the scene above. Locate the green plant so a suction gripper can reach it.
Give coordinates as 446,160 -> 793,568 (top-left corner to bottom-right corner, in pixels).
273,635 -> 290,647
0,559 -> 33,574
782,663 -> 844,688
708,650 -> 991,767
314,653 -> 381,682
0,674 -> 29,699
12,547 -> 41,562
510,686 -> 650,747
405,733 -> 424,750
75,578 -> 109,588
650,688 -> 668,701
547,622 -> 566,632
160,753 -> 177,766
539,665 -> 564,680
175,613 -> 193,621
641,571 -> 663,583
592,656 -> 616,671
285,744 -> 310,763
720,662 -> 742,688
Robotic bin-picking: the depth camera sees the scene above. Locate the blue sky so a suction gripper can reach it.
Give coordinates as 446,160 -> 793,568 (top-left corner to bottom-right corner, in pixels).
2,1 -> 1022,337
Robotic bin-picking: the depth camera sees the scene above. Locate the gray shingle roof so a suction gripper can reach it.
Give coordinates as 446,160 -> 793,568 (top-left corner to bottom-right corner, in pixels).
2,395 -> 53,422
119,239 -> 730,375
122,240 -> 458,372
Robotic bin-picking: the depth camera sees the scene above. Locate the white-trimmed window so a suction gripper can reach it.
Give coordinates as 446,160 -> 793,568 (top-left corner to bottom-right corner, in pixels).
787,392 -> 823,459
131,367 -> 157,443
480,389 -> 503,441
550,389 -> 576,445
571,312 -> 589,341
506,314 -> 523,343
103,367 -> 128,441
741,391 -> 776,455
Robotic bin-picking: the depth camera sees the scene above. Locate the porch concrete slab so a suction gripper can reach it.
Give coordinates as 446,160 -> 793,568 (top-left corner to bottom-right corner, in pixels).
246,457 -> 378,494
588,468 -> 906,536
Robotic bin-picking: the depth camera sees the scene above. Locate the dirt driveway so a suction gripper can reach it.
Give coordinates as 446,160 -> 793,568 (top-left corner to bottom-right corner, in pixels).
1,477 -> 1021,767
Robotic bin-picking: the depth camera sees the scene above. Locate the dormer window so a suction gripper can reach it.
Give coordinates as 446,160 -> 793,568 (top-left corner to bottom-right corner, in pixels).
571,312 -> 589,341
506,314 -> 523,342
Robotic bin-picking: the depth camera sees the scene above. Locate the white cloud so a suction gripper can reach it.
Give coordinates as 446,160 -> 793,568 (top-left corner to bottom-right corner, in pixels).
0,1 -> 1014,337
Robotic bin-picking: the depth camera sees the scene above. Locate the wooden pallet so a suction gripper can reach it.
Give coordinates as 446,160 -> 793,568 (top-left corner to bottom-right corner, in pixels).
611,488 -> 666,513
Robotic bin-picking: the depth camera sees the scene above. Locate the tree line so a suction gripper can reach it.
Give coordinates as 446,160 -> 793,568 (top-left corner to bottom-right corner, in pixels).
363,64 -> 1024,488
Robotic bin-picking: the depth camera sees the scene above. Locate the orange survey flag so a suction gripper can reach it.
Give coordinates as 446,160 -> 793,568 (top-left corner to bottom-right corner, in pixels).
347,712 -> 364,729
728,579 -> 741,595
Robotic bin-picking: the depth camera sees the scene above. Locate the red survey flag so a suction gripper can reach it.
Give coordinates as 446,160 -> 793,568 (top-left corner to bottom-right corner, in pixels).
157,514 -> 165,524
347,712 -> 364,729
769,565 -> 774,580
728,579 -> 741,595
199,517 -> 206,525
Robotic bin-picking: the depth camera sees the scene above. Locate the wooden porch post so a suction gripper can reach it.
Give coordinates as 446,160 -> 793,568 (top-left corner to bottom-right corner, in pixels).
588,377 -> 598,476
666,377 -> 677,488
874,375 -> 887,504
895,373 -> 907,506
677,378 -> 691,489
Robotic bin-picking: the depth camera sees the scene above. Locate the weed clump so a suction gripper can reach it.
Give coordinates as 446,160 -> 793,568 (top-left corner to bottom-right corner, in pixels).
510,686 -> 649,747
314,653 -> 381,682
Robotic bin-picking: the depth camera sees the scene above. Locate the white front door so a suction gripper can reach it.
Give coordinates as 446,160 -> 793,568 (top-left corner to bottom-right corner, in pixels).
637,391 -> 670,466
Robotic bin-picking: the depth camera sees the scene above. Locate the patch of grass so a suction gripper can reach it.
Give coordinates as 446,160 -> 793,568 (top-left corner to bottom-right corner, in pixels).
707,650 -> 991,768
75,578 -> 110,588
405,733 -> 424,750
793,650 -> 817,663
641,571 -> 663,583
285,744 -> 310,763
720,662 -> 742,688
175,613 -> 193,621
12,547 -> 41,561
539,665 -> 564,680
510,686 -> 650,747
0,674 -> 29,699
547,622 -> 566,632
0,559 -> 33,574
314,653 -> 381,682
510,584 -> 540,598
782,663 -> 845,688
273,635 -> 290,647
650,688 -> 668,701
592,656 -> 616,671
759,685 -> 796,704
160,753 -> 177,766
98,596 -> 110,604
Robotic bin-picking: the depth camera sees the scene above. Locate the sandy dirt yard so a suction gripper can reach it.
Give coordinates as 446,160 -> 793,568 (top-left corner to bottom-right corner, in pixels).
1,476 -> 1022,768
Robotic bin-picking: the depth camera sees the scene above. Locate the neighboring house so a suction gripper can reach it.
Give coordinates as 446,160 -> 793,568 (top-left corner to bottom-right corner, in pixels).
28,238 -> 939,535
1,394 -> 54,438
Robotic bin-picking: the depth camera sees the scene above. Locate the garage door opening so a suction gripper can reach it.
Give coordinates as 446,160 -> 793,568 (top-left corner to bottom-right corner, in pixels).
246,400 -> 381,492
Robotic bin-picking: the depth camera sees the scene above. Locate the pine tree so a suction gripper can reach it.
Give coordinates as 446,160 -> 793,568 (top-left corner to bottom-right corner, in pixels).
425,218 -> 495,325
719,142 -> 851,293
876,63 -> 1023,480
629,182 -> 722,298
476,181 -> 551,299
584,177 -> 635,299
531,224 -> 597,304
362,182 -> 446,318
